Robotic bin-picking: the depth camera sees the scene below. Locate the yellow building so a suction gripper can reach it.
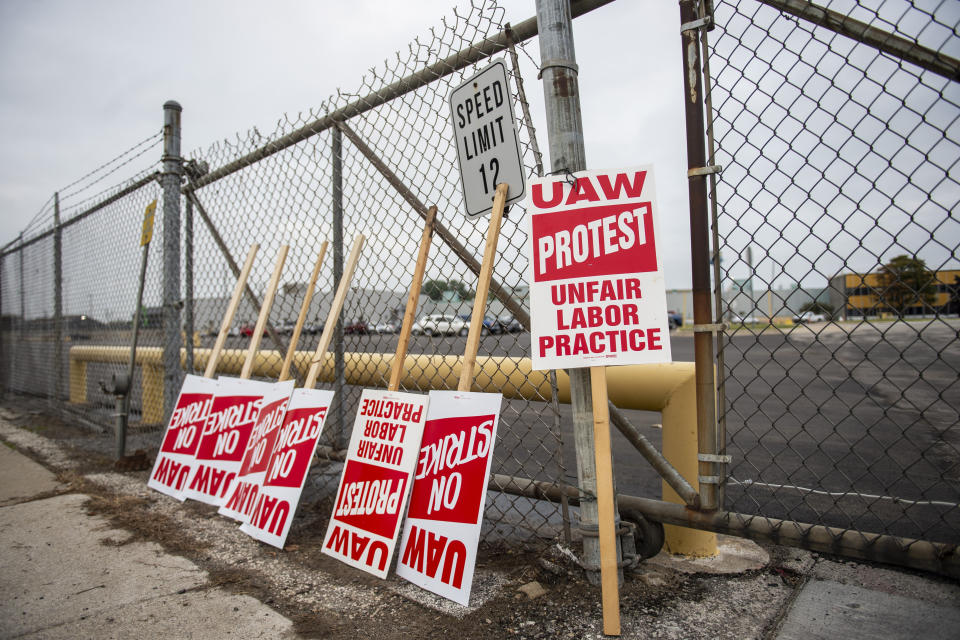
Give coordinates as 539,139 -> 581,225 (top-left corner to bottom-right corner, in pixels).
829,268 -> 960,318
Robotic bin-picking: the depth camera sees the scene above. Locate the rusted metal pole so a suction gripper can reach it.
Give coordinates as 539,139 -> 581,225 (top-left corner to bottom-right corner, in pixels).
490,473 -> 960,579
760,0 -> 960,82
680,0 -> 720,511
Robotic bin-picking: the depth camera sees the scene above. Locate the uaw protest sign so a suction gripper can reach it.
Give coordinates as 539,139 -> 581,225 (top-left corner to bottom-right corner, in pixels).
322,389 -> 428,579
526,167 -> 672,370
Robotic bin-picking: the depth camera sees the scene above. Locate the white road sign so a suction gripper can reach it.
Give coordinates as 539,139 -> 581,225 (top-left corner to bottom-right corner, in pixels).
449,60 -> 526,218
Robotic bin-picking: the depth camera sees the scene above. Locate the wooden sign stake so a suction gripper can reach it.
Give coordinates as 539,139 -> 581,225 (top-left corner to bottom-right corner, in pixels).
389,207 -> 437,392
458,183 -> 508,392
240,245 -> 289,380
205,244 -> 259,378
305,234 -> 366,389
279,242 -> 329,382
591,365 -> 621,636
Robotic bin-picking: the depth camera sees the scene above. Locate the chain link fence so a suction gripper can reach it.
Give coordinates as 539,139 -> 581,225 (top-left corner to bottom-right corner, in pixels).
1,0 -> 957,562
1,0 -> 577,543
708,0 -> 960,546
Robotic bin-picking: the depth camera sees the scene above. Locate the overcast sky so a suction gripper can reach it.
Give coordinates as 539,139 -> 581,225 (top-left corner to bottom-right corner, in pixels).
0,0 -> 699,293
6,0 -> 952,308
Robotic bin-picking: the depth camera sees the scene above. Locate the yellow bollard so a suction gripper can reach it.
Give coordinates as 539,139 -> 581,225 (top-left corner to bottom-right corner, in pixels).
141,364 -> 164,424
661,375 -> 718,556
69,358 -> 87,404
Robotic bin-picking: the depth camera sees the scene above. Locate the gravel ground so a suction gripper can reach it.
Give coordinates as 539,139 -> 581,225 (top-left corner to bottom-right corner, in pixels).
0,400 -> 889,639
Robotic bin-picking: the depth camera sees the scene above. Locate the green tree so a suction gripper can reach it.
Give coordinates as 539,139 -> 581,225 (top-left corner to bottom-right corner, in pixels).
446,279 -> 475,301
422,279 -> 475,302
423,279 -> 448,302
880,255 -> 936,316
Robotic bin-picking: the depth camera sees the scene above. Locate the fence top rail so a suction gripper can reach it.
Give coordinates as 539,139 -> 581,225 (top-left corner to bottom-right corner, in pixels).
185,0 -> 616,192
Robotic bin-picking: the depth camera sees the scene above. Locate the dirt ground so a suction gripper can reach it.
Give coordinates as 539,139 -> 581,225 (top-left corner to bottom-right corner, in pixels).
1,400 -> 825,639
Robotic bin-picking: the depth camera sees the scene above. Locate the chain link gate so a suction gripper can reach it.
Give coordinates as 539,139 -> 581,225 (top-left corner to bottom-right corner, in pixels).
706,0 -> 960,547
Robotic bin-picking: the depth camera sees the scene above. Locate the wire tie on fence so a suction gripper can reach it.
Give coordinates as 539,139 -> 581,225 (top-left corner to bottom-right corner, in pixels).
698,453 -> 732,463
680,16 -> 712,33
688,165 -> 722,177
698,475 -> 722,485
547,167 -> 578,188
537,57 -> 579,80
693,323 -> 727,333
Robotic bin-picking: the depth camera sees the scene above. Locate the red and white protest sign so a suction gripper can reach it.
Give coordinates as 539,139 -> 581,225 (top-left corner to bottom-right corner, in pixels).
217,380 -> 295,522
182,377 -> 277,505
239,387 -> 334,548
148,374 -> 218,500
395,390 -> 501,605
321,389 -> 428,579
526,167 -> 672,370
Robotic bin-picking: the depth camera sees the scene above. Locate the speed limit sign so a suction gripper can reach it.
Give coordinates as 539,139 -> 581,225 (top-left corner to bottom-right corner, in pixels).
449,60 -> 526,218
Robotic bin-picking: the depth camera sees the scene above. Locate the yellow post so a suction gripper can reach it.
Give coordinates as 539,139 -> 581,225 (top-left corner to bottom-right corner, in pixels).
661,374 -> 718,556
69,358 -> 87,404
141,364 -> 164,424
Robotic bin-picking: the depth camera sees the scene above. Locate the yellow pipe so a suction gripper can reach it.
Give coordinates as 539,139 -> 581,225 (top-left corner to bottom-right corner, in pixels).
68,345 -> 716,555
69,346 -> 697,411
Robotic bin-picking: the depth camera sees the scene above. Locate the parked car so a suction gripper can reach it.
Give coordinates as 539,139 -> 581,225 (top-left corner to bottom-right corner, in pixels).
373,321 -> 398,334
497,314 -> 523,333
457,314 -> 500,335
227,323 -> 256,337
667,310 -> 683,330
793,310 -> 827,323
411,314 -> 468,336
279,319 -> 298,335
343,320 -> 370,335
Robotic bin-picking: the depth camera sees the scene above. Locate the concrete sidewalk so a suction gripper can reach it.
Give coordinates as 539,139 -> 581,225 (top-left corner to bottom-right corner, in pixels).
1,420 -> 958,639
0,444 -> 296,639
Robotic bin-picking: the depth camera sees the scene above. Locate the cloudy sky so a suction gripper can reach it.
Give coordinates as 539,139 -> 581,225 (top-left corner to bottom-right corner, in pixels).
0,0 -> 692,275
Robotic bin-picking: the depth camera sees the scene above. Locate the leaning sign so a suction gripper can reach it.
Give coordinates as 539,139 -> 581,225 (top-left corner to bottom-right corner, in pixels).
395,390 -> 501,605
449,59 -> 526,218
526,167 -> 672,370
321,389 -> 428,578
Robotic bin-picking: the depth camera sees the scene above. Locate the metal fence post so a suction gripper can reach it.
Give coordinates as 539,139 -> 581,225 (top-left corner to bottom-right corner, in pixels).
53,193 -> 63,407
679,0 -> 720,511
0,253 -> 4,397
331,127 -> 346,447
161,100 -> 183,421
184,194 -> 195,374
19,233 -> 25,322
535,0 -> 612,585
18,233 -> 25,393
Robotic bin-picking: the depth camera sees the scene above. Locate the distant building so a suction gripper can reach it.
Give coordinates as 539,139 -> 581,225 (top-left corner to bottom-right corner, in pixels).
721,284 -> 829,321
828,268 -> 960,319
